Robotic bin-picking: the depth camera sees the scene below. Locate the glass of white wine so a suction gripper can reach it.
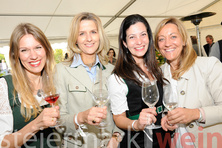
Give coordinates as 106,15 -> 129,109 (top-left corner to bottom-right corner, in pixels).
92,68 -> 110,148
163,83 -> 178,111
92,68 -> 110,129
142,79 -> 161,129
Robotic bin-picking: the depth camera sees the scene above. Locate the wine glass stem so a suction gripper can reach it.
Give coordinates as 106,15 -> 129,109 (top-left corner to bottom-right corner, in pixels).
149,106 -> 155,125
97,129 -> 104,148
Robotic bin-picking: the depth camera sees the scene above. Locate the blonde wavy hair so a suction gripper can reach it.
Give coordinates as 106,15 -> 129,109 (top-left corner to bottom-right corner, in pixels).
9,23 -> 55,121
66,12 -> 109,65
154,17 -> 197,80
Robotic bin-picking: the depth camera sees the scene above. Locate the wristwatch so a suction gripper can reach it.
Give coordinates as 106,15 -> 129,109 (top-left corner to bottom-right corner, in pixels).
112,132 -> 123,142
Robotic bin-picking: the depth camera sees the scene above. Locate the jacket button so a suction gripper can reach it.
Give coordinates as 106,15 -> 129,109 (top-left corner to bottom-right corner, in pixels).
180,90 -> 185,95
189,123 -> 194,128
76,86 -> 79,89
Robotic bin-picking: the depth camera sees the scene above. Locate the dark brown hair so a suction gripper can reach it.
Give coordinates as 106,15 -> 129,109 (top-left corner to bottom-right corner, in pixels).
113,14 -> 164,86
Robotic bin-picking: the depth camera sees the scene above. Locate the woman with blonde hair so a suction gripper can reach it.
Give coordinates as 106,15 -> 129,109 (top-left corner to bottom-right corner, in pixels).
155,17 -> 222,147
0,23 -> 60,147
55,12 -> 123,148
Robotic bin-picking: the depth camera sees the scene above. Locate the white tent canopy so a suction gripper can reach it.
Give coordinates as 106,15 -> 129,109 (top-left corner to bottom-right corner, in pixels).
0,0 -> 221,50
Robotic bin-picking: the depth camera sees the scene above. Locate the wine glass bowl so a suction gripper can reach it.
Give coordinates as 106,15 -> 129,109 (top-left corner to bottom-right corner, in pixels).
142,81 -> 159,107
142,80 -> 161,129
92,86 -> 109,107
44,93 -> 59,106
163,83 -> 178,111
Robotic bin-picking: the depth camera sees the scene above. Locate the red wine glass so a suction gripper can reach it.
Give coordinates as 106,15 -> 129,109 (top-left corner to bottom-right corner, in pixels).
44,93 -> 62,127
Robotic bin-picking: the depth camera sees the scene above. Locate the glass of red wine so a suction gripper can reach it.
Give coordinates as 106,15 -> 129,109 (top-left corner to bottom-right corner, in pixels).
44,93 -> 59,107
44,93 -> 62,127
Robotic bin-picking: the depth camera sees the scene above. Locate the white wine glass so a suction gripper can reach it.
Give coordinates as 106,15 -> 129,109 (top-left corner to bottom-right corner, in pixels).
92,76 -> 110,129
92,68 -> 110,148
163,83 -> 178,111
142,80 -> 161,129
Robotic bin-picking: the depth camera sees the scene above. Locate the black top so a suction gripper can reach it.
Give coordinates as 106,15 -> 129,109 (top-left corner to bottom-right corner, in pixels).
203,43 -> 214,56
218,40 -> 222,62
119,78 -> 171,148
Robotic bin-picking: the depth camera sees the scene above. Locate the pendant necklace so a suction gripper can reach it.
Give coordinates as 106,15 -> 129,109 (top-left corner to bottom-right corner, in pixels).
36,77 -> 43,97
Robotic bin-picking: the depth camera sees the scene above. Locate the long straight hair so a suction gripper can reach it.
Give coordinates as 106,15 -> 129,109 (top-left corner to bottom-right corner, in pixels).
154,17 -> 197,80
9,23 -> 55,121
113,14 -> 164,86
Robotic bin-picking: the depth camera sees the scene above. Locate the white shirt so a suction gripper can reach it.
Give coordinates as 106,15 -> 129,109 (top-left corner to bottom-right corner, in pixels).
0,78 -> 48,146
107,73 -> 150,115
107,74 -> 128,115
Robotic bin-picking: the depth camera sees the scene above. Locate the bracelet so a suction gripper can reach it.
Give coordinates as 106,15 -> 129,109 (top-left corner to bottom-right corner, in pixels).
74,113 -> 86,137
132,120 -> 139,131
75,113 -> 82,126
196,108 -> 203,122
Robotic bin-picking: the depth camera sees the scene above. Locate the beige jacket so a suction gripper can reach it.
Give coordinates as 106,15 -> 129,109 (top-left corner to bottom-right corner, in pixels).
161,57 -> 222,148
54,62 -> 122,148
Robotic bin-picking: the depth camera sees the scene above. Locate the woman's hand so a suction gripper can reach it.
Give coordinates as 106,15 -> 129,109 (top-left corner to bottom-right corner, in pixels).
107,132 -> 122,148
167,108 -> 199,125
78,106 -> 107,125
106,137 -> 119,148
33,106 -> 60,131
161,115 -> 178,131
134,107 -> 157,131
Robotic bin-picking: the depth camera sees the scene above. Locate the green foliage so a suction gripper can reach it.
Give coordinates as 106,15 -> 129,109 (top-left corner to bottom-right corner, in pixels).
155,50 -> 165,66
0,54 -> 6,76
0,71 -> 6,77
54,49 -> 64,64
0,54 -> 5,61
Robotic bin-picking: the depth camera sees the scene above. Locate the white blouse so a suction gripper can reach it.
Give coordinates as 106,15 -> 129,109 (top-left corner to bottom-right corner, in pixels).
107,73 -> 150,115
107,74 -> 128,115
0,78 -> 48,145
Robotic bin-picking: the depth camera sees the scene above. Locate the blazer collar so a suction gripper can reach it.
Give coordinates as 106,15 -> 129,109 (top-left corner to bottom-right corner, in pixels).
65,65 -> 93,91
162,63 -> 191,80
64,64 -> 108,91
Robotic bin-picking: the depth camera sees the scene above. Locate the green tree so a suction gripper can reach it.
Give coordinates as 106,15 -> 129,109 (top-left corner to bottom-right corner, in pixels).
0,54 -> 5,61
54,49 -> 64,64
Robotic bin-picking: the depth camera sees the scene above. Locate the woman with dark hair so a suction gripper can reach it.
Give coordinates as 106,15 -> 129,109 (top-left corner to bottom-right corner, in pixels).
0,23 -> 59,147
107,48 -> 116,65
108,14 -> 171,147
